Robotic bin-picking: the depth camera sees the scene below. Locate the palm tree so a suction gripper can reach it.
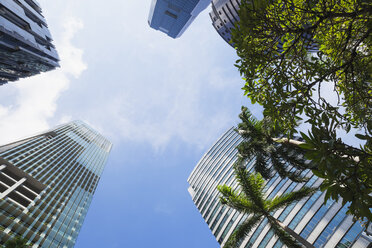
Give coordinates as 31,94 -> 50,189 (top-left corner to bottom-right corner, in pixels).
218,163 -> 317,248
237,106 -> 372,224
236,106 -> 313,182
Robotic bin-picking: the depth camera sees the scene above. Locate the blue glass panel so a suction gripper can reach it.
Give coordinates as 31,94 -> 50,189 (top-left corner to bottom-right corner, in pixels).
244,218 -> 268,248
288,190 -> 323,230
277,175 -> 317,222
313,203 -> 350,247
335,222 -> 364,248
257,228 -> 274,248
300,199 -> 336,239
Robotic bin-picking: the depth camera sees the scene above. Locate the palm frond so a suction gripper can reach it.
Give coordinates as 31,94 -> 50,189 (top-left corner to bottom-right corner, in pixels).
254,153 -> 272,179
217,185 -> 256,213
234,169 -> 266,209
237,141 -> 256,159
270,153 -> 308,182
237,139 -> 272,179
267,216 -> 303,248
236,106 -> 264,139
223,214 -> 262,248
268,187 -> 318,212
238,107 -> 259,129
276,142 -> 309,170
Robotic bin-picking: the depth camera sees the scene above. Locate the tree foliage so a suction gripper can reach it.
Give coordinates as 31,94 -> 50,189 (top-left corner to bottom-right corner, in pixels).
232,0 -> 372,222
233,0 -> 372,133
299,111 -> 372,222
3,236 -> 29,248
218,163 -> 316,248
237,106 -> 372,222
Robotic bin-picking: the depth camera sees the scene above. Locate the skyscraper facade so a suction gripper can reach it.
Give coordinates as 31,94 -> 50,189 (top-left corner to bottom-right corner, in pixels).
187,128 -> 371,248
148,0 -> 211,38
209,0 -> 240,47
0,0 -> 59,85
0,121 -> 112,247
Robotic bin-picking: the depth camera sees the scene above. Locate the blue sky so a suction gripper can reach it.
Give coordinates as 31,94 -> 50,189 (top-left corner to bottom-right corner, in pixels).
0,0 -> 261,247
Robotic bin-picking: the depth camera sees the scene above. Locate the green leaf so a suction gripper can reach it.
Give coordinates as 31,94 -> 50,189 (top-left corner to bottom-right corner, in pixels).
355,134 -> 368,140
321,113 -> 329,126
312,170 -> 324,178
299,143 -> 313,150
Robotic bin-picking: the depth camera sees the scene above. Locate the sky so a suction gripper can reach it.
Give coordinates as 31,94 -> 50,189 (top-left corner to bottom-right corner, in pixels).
0,0 -> 260,247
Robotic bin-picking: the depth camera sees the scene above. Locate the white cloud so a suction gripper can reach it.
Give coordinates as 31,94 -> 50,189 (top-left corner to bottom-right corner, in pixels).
0,17 -> 86,145
1,0 -> 249,152
32,0 -> 248,152
85,33 -> 243,151
105,94 -> 234,150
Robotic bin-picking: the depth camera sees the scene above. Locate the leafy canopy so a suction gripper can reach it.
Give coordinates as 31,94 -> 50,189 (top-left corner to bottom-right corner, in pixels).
237,107 -> 372,222
233,0 -> 371,133
232,0 -> 372,222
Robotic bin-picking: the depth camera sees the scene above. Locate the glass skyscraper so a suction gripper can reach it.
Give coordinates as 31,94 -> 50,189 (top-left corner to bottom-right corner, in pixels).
188,128 -> 371,248
148,0 -> 210,38
0,0 -> 59,85
209,0 -> 240,47
0,121 -> 112,247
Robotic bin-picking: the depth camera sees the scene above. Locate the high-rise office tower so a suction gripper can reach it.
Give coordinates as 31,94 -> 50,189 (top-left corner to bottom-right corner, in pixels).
0,121 -> 112,247
0,0 -> 59,85
188,128 -> 370,247
148,0 -> 211,38
209,0 -> 240,47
